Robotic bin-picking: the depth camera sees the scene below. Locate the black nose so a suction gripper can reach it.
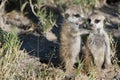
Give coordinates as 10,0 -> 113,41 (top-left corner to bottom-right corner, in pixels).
87,18 -> 91,23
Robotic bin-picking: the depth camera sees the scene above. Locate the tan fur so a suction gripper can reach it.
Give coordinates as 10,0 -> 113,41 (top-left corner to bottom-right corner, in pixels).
59,5 -> 91,77
82,46 -> 93,74
83,12 -> 112,77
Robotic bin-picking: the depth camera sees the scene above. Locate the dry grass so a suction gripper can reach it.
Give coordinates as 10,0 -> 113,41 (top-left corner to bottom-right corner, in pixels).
0,29 -> 64,80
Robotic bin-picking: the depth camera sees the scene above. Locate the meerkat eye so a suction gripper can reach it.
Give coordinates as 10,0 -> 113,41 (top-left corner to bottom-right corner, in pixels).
73,14 -> 80,17
95,19 -> 100,23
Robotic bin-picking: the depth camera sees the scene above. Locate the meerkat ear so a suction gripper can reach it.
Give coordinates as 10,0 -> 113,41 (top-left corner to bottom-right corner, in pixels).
104,17 -> 111,25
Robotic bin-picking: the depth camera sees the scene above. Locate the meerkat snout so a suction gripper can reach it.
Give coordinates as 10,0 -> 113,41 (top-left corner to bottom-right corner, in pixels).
66,13 -> 85,25
64,8 -> 86,26
87,13 -> 106,30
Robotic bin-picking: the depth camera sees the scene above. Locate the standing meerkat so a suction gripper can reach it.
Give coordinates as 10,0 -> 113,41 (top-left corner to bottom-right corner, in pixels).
83,12 -> 112,75
60,5 -> 91,77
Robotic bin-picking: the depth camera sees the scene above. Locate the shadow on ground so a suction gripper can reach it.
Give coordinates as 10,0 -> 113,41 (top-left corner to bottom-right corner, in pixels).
19,33 -> 61,66
19,6 -> 63,67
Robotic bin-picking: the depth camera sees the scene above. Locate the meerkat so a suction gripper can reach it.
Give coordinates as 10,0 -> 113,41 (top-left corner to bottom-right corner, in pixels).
1,10 -> 37,34
59,5 -> 91,77
83,12 -> 112,74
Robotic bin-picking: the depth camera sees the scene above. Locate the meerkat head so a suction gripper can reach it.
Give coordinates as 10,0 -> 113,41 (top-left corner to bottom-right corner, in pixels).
87,12 -> 106,30
64,5 -> 86,26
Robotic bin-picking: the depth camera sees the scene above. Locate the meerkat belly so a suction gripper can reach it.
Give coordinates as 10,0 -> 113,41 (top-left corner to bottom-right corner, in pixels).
93,36 -> 105,48
71,36 -> 81,59
88,35 -> 106,52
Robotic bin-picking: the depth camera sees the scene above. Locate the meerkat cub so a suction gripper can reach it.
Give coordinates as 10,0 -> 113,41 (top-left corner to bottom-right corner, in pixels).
84,12 -> 112,74
60,5 -> 90,77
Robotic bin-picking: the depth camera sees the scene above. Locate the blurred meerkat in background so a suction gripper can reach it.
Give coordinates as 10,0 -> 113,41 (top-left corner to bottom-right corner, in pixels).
59,5 -> 91,77
3,11 -> 35,33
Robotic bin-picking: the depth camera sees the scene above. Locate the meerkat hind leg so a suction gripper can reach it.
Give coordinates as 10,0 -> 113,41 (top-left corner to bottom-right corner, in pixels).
93,52 -> 105,70
65,59 -> 77,77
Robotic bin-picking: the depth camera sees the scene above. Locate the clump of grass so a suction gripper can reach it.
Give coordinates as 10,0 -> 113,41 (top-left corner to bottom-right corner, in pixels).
76,60 -> 84,75
29,0 -> 58,32
88,67 -> 96,80
0,28 -> 38,79
109,33 -> 119,65
0,28 -> 21,79
73,0 -> 95,6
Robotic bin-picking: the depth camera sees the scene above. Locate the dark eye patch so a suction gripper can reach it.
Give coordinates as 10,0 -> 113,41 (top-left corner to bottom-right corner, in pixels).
73,14 -> 80,17
95,19 -> 100,23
